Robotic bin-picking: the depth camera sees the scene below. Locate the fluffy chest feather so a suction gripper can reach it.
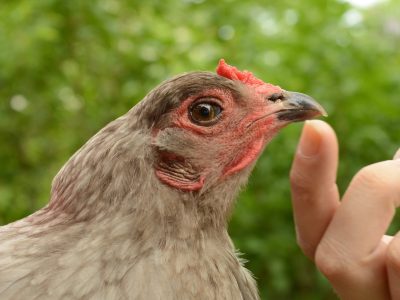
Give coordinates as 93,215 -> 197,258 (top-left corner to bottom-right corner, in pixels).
0,211 -> 258,300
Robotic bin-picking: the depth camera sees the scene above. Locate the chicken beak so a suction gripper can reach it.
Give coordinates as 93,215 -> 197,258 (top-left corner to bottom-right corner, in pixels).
275,91 -> 327,122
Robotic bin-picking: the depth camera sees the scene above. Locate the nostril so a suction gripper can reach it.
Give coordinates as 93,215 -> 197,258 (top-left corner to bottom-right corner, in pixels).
267,93 -> 285,102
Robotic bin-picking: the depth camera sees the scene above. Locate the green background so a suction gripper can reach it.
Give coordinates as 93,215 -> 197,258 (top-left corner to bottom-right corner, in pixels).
0,0 -> 399,298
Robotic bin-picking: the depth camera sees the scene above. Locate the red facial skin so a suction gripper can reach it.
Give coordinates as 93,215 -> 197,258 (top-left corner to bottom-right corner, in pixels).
155,86 -> 285,191
154,59 -> 287,192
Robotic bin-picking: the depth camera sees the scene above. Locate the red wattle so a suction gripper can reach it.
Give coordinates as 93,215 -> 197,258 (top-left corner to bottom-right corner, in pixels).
155,169 -> 205,191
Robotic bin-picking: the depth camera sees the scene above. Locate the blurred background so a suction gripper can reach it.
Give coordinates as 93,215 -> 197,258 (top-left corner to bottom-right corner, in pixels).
0,0 -> 399,298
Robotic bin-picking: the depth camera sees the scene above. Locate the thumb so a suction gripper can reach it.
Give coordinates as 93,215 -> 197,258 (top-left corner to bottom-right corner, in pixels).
290,120 -> 340,259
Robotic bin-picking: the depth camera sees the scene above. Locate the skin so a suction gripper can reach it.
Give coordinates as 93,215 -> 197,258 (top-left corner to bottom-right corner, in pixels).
290,120 -> 400,300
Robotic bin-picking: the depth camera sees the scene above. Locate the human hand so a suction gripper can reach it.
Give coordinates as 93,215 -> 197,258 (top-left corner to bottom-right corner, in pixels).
290,120 -> 400,300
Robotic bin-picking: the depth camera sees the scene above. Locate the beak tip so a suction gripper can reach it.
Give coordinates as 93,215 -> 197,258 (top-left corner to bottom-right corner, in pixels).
318,106 -> 328,118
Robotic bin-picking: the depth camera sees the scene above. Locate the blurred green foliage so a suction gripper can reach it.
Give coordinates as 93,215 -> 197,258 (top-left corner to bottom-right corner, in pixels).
0,0 -> 399,298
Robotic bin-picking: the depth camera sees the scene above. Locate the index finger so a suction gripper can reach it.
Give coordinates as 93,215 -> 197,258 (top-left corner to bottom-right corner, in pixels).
319,159 -> 400,258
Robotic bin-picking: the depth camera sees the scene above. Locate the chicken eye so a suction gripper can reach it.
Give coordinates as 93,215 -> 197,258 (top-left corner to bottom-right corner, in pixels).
189,102 -> 222,125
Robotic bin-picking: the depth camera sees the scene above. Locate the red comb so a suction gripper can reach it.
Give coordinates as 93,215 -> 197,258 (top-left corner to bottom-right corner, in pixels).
216,59 -> 282,93
216,59 -> 265,86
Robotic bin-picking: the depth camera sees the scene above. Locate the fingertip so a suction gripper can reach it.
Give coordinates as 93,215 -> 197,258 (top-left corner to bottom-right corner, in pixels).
307,120 -> 336,143
298,121 -> 322,158
394,149 -> 400,160
298,120 -> 336,158
291,119 -> 339,187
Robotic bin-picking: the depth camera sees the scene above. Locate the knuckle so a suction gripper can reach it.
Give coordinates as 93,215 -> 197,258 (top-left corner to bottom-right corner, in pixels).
290,167 -> 311,190
387,237 -> 400,272
355,165 -> 384,189
353,163 -> 399,194
315,240 -> 351,282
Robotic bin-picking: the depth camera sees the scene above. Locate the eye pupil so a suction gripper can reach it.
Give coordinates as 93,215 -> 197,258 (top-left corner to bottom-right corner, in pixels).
199,105 -> 211,117
189,101 -> 222,125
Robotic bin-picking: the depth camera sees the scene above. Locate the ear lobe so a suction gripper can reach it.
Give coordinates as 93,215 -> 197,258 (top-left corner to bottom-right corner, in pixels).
155,151 -> 205,191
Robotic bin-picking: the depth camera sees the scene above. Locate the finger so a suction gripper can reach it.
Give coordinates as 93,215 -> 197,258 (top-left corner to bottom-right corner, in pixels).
314,152 -> 400,299
320,159 -> 400,258
394,148 -> 400,160
382,235 -> 394,245
387,148 -> 400,299
290,120 -> 340,259
387,231 -> 400,298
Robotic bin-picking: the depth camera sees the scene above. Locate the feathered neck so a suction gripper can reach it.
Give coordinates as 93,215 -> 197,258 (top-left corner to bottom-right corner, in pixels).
42,112 -> 248,240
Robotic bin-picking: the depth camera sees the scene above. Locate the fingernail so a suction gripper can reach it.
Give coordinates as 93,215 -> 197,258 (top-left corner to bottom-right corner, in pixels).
394,149 -> 400,160
298,120 -> 322,157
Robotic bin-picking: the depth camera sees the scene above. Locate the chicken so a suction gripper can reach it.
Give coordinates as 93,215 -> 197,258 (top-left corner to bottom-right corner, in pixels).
0,59 -> 325,300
